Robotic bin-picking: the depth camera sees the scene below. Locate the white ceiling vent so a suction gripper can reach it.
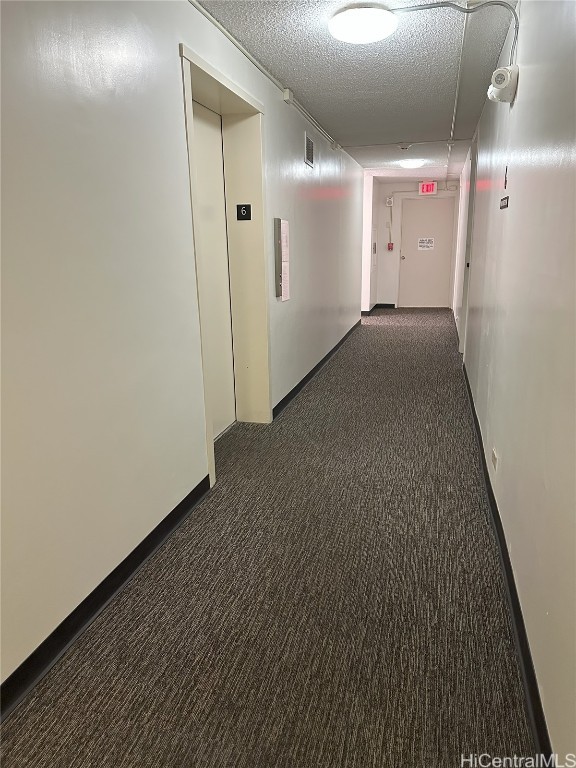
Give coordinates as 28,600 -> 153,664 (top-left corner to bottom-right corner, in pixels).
305,133 -> 314,167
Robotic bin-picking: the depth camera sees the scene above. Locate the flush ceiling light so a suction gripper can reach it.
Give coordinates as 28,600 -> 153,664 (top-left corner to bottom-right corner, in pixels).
328,6 -> 399,44
398,159 -> 426,169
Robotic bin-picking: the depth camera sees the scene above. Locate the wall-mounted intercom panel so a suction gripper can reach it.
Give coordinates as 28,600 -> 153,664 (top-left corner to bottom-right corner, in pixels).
274,218 -> 290,301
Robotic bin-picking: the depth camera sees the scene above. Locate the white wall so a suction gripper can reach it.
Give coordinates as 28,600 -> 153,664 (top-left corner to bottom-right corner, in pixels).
452,149 -> 472,338
268,126 -> 363,404
370,187 -> 379,307
1,0 -> 363,681
464,1 -> 575,757
375,181 -> 419,304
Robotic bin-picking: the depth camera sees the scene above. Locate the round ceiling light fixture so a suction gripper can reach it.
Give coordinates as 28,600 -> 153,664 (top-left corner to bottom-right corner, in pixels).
398,159 -> 427,169
328,5 -> 399,44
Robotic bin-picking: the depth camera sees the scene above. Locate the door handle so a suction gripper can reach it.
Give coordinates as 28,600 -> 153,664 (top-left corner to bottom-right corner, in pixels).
400,254 -> 406,260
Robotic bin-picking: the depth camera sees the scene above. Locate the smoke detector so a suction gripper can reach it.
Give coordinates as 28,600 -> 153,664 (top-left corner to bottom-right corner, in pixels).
488,65 -> 519,103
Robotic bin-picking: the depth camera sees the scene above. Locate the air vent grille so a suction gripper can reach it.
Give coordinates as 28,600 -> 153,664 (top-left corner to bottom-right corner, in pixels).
305,134 -> 314,167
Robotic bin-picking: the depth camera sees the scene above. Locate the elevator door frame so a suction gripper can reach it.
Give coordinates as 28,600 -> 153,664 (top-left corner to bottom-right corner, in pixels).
180,46 -> 272,485
191,101 -> 237,440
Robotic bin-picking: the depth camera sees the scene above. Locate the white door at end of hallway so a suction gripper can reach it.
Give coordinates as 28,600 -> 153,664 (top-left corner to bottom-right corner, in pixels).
398,197 -> 455,307
192,101 -> 236,439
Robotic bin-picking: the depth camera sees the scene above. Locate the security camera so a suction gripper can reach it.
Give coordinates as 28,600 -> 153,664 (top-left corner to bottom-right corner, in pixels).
487,65 -> 519,103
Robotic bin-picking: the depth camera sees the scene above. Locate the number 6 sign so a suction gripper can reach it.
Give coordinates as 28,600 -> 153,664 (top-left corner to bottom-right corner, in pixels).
236,204 -> 252,221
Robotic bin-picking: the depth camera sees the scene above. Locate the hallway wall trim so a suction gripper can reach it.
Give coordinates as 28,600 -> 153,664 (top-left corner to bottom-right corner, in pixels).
462,364 -> 553,760
273,321 -> 360,418
0,476 -> 210,722
361,303 -> 395,316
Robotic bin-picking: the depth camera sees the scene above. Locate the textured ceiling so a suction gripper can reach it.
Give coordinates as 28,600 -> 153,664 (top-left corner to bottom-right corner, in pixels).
199,0 -> 513,172
350,139 -> 471,180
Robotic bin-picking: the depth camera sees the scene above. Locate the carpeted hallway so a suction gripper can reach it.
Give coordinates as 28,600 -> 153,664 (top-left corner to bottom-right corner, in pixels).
0,309 -> 534,767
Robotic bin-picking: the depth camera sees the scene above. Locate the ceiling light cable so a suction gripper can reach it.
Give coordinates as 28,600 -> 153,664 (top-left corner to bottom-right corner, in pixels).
340,140 -> 454,148
390,1 -> 519,177
390,2 -> 519,67
187,0 -> 519,158
445,7 -> 467,178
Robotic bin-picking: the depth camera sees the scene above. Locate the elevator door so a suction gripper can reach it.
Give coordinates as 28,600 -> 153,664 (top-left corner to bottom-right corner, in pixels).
192,101 -> 236,438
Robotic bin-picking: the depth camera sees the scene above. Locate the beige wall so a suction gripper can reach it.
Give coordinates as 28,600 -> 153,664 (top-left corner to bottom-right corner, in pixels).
1,0 -> 363,681
266,121 -> 363,405
464,1 -> 576,757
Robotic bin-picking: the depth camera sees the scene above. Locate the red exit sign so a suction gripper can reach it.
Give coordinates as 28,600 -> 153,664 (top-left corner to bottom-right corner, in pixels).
419,181 -> 438,195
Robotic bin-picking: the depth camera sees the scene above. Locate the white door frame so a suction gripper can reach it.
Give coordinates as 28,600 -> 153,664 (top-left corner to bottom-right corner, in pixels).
180,46 -> 272,485
361,174 -> 375,312
394,190 -> 458,307
459,136 -> 479,353
370,226 -> 378,306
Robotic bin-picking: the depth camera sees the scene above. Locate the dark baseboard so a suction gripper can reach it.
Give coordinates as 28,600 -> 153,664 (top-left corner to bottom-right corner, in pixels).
273,320 -> 361,418
361,303 -> 395,316
462,364 -> 553,759
0,475 -> 210,722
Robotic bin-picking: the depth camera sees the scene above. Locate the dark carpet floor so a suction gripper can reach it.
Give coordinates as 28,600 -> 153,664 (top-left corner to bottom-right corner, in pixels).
0,309 -> 534,767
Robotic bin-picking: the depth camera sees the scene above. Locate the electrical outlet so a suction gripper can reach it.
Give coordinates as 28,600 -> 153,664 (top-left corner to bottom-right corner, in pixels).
491,449 -> 499,471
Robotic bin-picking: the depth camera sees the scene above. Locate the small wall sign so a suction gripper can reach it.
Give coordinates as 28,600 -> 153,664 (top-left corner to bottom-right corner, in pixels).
418,237 -> 435,250
500,196 -> 509,209
237,204 -> 252,221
